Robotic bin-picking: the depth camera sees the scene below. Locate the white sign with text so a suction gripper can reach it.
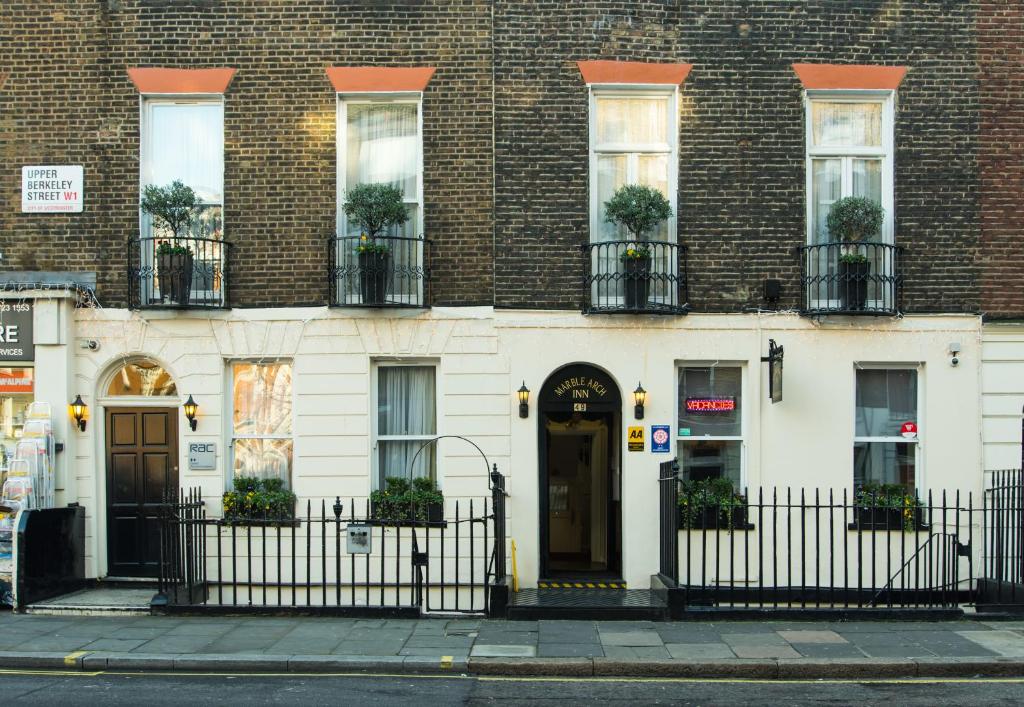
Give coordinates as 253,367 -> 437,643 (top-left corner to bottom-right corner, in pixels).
21,165 -> 83,213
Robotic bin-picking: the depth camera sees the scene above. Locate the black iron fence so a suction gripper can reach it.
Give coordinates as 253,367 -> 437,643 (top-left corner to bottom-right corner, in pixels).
980,469 -> 1024,607
329,235 -> 430,308
582,240 -> 688,314
158,471 -> 507,616
128,236 -> 231,309
799,242 -> 903,316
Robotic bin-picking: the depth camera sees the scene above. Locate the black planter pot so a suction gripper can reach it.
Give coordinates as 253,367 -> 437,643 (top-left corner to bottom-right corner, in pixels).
681,505 -> 750,530
838,259 -> 870,311
854,506 -> 924,531
623,256 -> 651,310
157,252 -> 193,305
370,499 -> 443,525
359,250 -> 391,305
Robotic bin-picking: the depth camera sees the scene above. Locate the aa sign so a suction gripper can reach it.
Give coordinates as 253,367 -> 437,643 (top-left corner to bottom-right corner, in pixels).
901,422 -> 918,439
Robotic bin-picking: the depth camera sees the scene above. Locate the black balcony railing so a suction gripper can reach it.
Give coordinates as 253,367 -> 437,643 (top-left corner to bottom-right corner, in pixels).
799,242 -> 903,316
128,236 -> 232,309
582,240 -> 689,315
329,235 -> 430,308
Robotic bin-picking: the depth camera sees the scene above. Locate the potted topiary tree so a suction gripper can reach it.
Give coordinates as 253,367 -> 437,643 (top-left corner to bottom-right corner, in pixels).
342,183 -> 410,305
826,196 -> 884,311
141,180 -> 198,305
603,184 -> 673,310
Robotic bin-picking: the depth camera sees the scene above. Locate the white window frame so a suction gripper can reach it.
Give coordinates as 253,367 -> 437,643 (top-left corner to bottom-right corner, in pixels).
852,363 -> 922,493
371,360 -> 439,491
227,360 -> 295,486
588,85 -> 679,244
676,363 -> 748,489
139,96 -> 226,304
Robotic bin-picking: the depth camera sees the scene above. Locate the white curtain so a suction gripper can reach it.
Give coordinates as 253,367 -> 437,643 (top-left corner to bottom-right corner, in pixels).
144,103 -> 224,203
812,102 -> 881,148
377,366 -> 435,484
346,103 -> 418,196
596,97 -> 668,145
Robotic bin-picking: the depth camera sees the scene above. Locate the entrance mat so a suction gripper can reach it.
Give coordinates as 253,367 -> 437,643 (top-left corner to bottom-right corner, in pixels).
538,581 -> 627,590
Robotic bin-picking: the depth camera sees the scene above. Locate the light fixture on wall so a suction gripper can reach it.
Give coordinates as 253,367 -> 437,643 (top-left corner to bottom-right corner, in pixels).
69,395 -> 87,432
183,395 -> 199,431
517,382 -> 530,419
633,382 -> 647,420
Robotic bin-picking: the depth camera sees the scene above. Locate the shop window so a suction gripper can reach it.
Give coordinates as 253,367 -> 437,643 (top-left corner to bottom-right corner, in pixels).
854,368 -> 918,491
374,364 -> 436,489
231,362 -> 293,486
0,368 -> 34,468
677,366 -> 743,487
105,359 -> 177,396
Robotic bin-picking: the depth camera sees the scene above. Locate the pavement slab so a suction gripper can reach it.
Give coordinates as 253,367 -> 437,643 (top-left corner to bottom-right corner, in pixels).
537,643 -> 604,658
665,642 -> 735,660
777,629 -> 848,644
471,644 -> 537,658
598,631 -> 664,647
731,644 -> 803,659
956,629 -> 1024,657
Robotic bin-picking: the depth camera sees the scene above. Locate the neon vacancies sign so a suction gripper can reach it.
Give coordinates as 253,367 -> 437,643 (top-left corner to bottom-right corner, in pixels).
685,397 -> 736,414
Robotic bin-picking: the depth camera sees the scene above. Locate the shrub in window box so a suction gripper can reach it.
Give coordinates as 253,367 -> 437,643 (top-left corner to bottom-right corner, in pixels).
678,478 -> 751,531
370,476 -> 444,524
603,184 -> 673,311
852,483 -> 924,532
141,180 -> 199,306
155,240 -> 194,306
342,183 -> 409,306
826,196 -> 884,312
222,476 -> 297,525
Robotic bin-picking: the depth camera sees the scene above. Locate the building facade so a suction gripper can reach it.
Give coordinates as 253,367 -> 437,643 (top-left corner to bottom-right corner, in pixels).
0,2 -> 1013,598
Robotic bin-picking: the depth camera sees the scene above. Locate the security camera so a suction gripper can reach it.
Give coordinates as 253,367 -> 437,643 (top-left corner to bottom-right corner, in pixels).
951,356 -> 959,367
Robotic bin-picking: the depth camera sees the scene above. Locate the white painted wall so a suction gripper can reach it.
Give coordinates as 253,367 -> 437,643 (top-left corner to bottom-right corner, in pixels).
981,322 -> 1024,471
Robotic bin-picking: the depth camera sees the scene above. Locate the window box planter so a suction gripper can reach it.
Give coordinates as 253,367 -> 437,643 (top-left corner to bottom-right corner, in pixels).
358,250 -> 391,305
838,259 -> 870,311
157,251 -> 193,305
623,255 -> 652,310
369,499 -> 443,525
679,505 -> 754,531
369,477 -> 444,526
850,506 -> 926,532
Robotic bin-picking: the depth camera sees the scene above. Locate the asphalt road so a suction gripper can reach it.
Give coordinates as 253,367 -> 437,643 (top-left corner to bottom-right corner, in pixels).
0,671 -> 1022,705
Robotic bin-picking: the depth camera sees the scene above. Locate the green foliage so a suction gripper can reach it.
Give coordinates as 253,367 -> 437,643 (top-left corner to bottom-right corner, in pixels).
370,476 -> 444,523
155,240 -> 193,257
603,184 -> 673,240
343,183 -> 409,239
619,244 -> 652,262
855,482 -> 921,532
141,180 -> 198,238
838,252 -> 869,265
355,235 -> 390,255
678,478 -> 747,530
223,476 -> 296,523
826,196 -> 884,243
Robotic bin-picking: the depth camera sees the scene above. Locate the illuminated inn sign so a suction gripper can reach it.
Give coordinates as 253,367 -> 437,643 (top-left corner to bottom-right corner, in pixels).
685,397 -> 736,414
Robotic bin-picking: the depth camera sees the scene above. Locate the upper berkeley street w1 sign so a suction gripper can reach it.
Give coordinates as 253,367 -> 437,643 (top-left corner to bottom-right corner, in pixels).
22,166 -> 83,213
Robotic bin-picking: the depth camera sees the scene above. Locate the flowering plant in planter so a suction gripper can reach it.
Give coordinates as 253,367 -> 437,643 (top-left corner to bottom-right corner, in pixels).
222,476 -> 297,523
370,476 -> 444,524
678,477 -> 748,531
343,183 -> 409,304
854,482 -> 922,532
619,244 -> 652,262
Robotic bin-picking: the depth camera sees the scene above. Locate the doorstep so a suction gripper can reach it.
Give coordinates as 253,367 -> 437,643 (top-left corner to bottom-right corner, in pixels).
25,586 -> 155,616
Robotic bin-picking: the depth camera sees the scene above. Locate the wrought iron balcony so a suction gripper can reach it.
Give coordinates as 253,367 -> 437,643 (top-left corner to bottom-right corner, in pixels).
128,236 -> 232,309
799,242 -> 903,316
329,235 -> 430,308
582,240 -> 689,315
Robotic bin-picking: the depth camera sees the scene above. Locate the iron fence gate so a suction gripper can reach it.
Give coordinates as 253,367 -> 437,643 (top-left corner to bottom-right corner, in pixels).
158,469 -> 508,616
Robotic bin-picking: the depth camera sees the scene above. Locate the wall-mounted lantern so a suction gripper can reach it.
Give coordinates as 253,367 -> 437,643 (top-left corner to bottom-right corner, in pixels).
69,395 -> 88,432
183,395 -> 199,431
517,382 -> 530,419
633,382 -> 647,420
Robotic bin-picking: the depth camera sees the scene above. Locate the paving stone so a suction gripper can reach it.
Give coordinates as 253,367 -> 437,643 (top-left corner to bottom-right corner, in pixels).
855,643 -> 937,658
266,639 -> 341,655
135,636 -> 217,654
789,642 -> 866,659
602,646 -> 671,660
731,644 -> 802,659
599,631 -> 664,648
398,647 -> 470,658
109,627 -> 173,640
473,633 -> 538,646
332,640 -> 407,656
777,630 -> 848,644
165,623 -> 236,637
956,630 -> 1024,657
9,636 -> 93,652
536,643 -> 604,658
721,632 -> 790,646
471,644 -> 537,658
665,643 -> 735,660
655,628 -> 726,644
82,638 -> 150,652
597,621 -> 658,632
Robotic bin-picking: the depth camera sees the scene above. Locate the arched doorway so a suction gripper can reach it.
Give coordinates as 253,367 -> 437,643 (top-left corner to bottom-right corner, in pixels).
538,364 -> 622,579
100,357 -> 180,577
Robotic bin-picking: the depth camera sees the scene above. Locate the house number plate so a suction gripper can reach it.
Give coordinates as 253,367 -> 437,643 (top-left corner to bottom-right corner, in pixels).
573,403 -> 587,412
188,442 -> 217,470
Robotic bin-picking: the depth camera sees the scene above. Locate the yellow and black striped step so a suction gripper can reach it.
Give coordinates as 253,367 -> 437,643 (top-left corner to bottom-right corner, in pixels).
537,580 -> 627,590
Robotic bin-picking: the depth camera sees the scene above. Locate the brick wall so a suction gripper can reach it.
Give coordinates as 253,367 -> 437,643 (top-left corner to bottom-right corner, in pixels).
493,1 -> 981,313
0,0 -> 494,308
979,1 -> 1024,320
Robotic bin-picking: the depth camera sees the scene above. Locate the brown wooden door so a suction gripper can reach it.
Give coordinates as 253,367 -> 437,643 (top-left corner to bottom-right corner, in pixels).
106,407 -> 178,577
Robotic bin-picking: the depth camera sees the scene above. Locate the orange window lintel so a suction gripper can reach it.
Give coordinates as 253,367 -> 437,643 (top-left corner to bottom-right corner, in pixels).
791,63 -> 907,90
326,67 -> 436,93
577,60 -> 693,86
127,67 -> 237,94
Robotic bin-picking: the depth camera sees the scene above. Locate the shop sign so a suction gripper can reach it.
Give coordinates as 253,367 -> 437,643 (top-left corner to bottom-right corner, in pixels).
540,364 -> 621,413
685,397 -> 736,413
900,422 -> 918,439
651,425 -> 671,453
0,303 -> 34,362
627,426 -> 644,452
0,369 -> 33,394
21,166 -> 84,213
188,442 -> 217,470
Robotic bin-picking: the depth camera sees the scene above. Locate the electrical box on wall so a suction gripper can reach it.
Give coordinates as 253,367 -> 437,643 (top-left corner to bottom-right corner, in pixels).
347,524 -> 371,554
